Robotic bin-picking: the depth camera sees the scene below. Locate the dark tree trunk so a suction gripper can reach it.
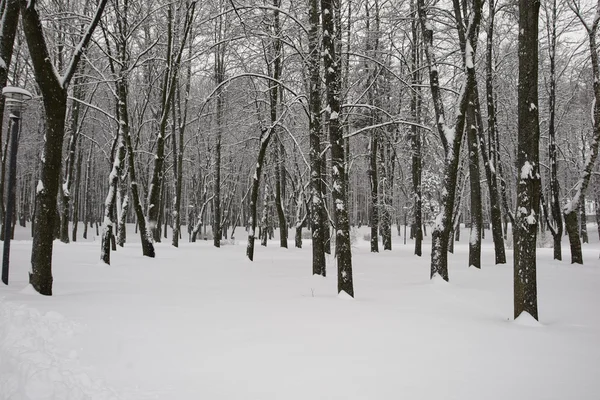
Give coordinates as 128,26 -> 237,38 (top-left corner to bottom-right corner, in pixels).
0,0 -> 20,234
308,0 -> 326,276
482,1 -> 507,264
322,0 -> 353,296
60,75 -> 86,244
101,133 -> 125,265
119,78 -> 154,257
82,145 -> 93,240
466,93 -> 482,269
146,3 -> 195,242
172,57 -> 190,247
379,143 -> 392,251
545,0 -> 563,260
563,3 -> 600,264
21,0 -> 108,295
71,137 -> 83,241
410,0 -> 423,257
260,185 -> 269,247
269,0 -> 287,249
117,188 -> 128,247
368,133 -> 379,253
514,0 -> 541,321
246,128 -> 273,261
580,197 -> 588,244
418,0 -> 482,281
213,66 -> 224,248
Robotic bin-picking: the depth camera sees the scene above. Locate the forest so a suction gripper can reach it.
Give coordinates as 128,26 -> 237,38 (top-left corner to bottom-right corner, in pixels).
0,0 -> 599,398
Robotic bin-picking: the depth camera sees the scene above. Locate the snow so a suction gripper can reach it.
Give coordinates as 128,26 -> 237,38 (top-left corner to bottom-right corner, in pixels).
514,311 -> 543,328
337,290 -> 353,300
329,111 -> 338,120
520,161 -> 533,179
443,125 -> 455,145
465,40 -> 474,69
526,210 -> 537,225
1,223 -> 599,399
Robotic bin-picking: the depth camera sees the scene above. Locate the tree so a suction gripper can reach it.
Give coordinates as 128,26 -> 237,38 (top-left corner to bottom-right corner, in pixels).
0,0 -> 21,234
563,0 -> 600,264
418,0 -> 483,281
481,0 -> 506,264
308,0 -> 326,276
410,0 -> 423,257
22,0 -> 108,295
514,0 -> 541,320
322,0 -> 353,296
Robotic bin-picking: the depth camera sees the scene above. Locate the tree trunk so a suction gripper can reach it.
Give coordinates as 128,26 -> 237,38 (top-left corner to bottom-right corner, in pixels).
119,79 -> 154,257
71,137 -> 83,242
22,0 -> 109,294
482,1 -> 508,264
410,0 -> 423,257
0,0 -> 20,235
466,92 -> 482,269
82,144 -> 93,240
368,133 -> 379,253
246,128 -> 273,261
562,3 -> 600,264
308,0 -> 326,276
545,0 -> 563,260
418,0 -> 482,281
514,0 -> 541,320
322,0 -> 353,296
101,131 -> 125,265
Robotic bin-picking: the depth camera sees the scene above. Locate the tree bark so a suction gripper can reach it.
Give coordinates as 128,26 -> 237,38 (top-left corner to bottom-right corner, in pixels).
71,137 -> 83,241
563,0 -> 600,264
22,0 -> 108,295
0,0 -> 20,233
418,0 -> 482,281
322,0 -> 354,296
308,0 -> 326,276
466,95 -> 482,269
246,128 -> 273,261
514,0 -> 541,321
410,0 -> 423,257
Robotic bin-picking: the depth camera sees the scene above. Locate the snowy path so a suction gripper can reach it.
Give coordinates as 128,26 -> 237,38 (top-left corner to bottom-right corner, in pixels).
1,225 -> 600,399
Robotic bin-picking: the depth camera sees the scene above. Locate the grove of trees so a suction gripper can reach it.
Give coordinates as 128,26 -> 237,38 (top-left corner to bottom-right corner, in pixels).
1,0 -> 599,321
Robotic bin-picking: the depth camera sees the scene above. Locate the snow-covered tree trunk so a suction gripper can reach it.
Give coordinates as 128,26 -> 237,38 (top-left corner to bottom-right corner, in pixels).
466,94 -> 482,269
418,0 -> 482,281
82,145 -> 93,240
563,0 -> 600,264
308,0 -> 326,276
481,0 -> 507,264
60,74 -> 86,244
368,133 -> 379,253
22,0 -> 108,295
146,2 -> 195,243
246,128 -> 273,261
322,0 -> 354,296
544,0 -> 563,260
514,0 -> 541,321
101,133 -> 125,265
410,0 -> 423,257
0,0 -> 20,234
71,138 -> 83,242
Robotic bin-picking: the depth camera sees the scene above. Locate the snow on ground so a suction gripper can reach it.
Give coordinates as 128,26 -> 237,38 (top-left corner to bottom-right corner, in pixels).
1,223 -> 599,399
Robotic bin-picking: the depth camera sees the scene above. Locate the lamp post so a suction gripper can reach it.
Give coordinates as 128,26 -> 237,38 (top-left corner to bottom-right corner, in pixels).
2,86 -> 32,285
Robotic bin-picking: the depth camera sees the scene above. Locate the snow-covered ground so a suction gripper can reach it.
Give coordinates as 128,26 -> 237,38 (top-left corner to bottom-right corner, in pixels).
1,223 -> 599,399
